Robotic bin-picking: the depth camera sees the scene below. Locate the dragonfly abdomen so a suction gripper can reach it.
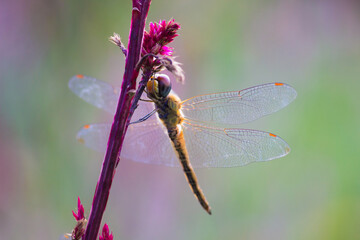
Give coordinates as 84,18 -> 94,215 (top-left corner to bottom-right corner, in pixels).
168,126 -> 212,215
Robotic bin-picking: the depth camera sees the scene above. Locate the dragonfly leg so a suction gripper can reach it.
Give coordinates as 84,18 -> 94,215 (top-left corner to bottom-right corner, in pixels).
139,98 -> 153,102
129,108 -> 158,125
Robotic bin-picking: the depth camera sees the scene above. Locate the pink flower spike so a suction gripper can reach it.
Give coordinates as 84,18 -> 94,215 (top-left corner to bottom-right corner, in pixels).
99,224 -> 113,240
72,196 -> 85,221
159,45 -> 173,56
142,19 -> 180,57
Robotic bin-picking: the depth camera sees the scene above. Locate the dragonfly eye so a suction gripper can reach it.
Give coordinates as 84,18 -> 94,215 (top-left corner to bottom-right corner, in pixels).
156,74 -> 172,98
146,78 -> 159,96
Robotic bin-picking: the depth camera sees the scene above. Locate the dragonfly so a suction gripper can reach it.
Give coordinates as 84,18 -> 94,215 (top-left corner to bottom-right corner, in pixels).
69,74 -> 297,214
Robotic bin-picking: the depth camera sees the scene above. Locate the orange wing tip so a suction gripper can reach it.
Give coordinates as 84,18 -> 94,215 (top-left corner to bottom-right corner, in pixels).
76,74 -> 84,79
83,124 -> 90,129
269,133 -> 277,137
275,82 -> 284,86
59,234 -> 72,240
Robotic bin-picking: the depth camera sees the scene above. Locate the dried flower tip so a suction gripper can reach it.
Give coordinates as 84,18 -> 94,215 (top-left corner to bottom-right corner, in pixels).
109,33 -> 127,56
72,196 -> 85,221
99,223 -> 114,240
72,219 -> 87,240
159,57 -> 185,83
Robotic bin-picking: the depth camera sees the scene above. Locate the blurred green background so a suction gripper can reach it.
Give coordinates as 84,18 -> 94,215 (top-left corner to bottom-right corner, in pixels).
1,0 -> 360,239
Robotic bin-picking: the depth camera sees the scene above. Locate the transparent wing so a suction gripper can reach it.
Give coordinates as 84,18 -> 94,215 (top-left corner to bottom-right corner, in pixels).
76,119 -> 179,167
76,123 -> 111,153
68,74 -> 157,122
68,75 -> 120,114
122,119 -> 179,167
183,121 -> 290,168
76,120 -> 290,168
181,83 -> 297,125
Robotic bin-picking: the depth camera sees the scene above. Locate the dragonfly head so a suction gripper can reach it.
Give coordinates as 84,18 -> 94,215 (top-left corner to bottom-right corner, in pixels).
146,74 -> 172,99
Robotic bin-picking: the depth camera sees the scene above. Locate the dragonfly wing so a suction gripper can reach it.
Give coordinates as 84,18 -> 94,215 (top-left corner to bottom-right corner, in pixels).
69,75 -> 157,121
69,75 -> 119,114
76,123 -> 111,153
76,120 -> 180,167
122,119 -> 179,167
76,120 -> 289,168
182,122 -> 290,168
181,83 -> 297,125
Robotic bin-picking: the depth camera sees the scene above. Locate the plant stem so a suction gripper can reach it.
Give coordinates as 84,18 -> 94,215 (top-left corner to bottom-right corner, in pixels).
83,1 -> 151,240
127,70 -> 152,122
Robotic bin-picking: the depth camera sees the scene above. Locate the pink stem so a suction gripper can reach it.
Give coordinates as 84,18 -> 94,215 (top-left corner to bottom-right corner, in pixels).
83,1 -> 151,239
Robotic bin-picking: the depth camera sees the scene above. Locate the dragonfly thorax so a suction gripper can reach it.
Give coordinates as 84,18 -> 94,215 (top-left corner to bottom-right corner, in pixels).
155,94 -> 183,129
